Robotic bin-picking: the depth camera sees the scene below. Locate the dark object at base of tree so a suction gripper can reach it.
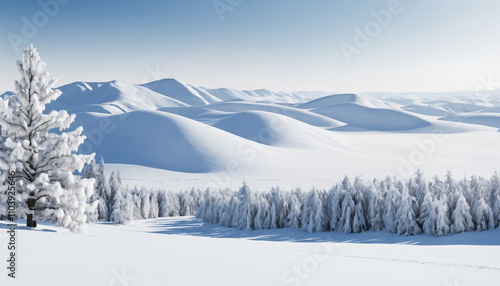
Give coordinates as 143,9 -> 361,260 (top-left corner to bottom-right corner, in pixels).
27,214 -> 37,228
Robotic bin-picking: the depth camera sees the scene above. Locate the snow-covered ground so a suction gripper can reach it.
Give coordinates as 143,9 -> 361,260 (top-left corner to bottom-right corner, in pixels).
2,78 -> 500,285
1,217 -> 499,286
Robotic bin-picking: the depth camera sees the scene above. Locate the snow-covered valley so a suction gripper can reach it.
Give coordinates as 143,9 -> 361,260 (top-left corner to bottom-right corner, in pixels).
3,77 -> 500,286
4,78 -> 499,190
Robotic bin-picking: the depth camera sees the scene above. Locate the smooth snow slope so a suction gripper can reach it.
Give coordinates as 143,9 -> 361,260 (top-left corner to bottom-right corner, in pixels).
210,110 -> 345,148
74,110 -> 281,173
313,103 -> 431,131
105,129 -> 500,191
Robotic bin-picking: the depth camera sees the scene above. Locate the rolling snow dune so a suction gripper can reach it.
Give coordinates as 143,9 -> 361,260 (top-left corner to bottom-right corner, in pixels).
428,101 -> 492,113
189,85 -> 223,104
203,87 -> 258,102
141,78 -> 219,106
104,129 -> 500,191
6,78 -> 500,190
202,87 -> 312,103
312,103 -> 431,131
242,89 -> 311,103
439,113 -> 500,129
297,93 -> 390,109
74,110 -> 281,173
48,80 -> 187,114
479,106 -> 500,113
210,110 -> 345,149
204,101 -> 346,129
158,106 -> 230,122
402,104 -> 452,116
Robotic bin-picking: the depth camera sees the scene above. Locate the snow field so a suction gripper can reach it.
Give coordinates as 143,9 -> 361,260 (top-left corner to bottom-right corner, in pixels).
1,217 -> 499,286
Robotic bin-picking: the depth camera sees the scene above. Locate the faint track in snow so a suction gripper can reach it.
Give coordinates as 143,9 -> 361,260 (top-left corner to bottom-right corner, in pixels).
336,254 -> 500,271
285,245 -> 500,272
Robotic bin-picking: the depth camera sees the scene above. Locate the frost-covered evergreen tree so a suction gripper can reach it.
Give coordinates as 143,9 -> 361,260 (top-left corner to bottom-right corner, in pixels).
268,187 -> 288,228
450,192 -> 474,234
254,193 -> 266,230
95,157 -> 111,221
383,184 -> 400,233
420,192 -> 437,235
432,176 -> 446,201
444,171 -> 460,219
140,189 -> 151,219
220,192 -> 239,227
234,183 -> 255,230
109,171 -> 119,209
109,172 -> 129,224
470,176 -> 494,230
149,191 -> 159,218
489,171 -> 500,228
159,190 -> 170,218
167,192 -> 181,217
197,189 -> 214,222
327,184 -> 343,231
268,202 -> 278,229
0,44 -> 94,233
131,187 -> 143,220
301,188 -> 325,233
411,170 -> 427,208
82,158 -> 99,222
396,185 -> 421,235
285,192 -> 301,230
351,176 -> 367,233
339,192 -> 354,233
366,182 -> 384,231
434,197 -> 450,236
180,189 -> 196,216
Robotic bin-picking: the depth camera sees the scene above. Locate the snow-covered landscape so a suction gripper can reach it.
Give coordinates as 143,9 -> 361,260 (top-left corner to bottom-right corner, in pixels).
2,1 -> 500,285
28,78 -> 500,190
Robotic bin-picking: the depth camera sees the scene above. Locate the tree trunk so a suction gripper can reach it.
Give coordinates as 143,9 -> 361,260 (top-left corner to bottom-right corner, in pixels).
26,213 -> 36,228
27,213 -> 33,227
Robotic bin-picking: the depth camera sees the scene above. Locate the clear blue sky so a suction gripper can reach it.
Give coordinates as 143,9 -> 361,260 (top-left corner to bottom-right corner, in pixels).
1,0 -> 499,93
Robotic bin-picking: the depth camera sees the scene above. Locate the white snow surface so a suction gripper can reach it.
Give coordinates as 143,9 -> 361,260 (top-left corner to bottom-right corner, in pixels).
1,217 -> 499,286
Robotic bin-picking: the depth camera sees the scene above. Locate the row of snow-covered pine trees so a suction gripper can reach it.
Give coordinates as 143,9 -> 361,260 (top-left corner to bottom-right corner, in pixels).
85,158 -> 500,236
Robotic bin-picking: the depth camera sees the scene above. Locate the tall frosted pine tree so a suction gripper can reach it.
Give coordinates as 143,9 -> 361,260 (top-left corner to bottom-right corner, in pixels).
0,45 -> 95,233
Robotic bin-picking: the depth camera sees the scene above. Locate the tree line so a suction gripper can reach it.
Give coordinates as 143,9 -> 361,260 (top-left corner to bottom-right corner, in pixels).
86,159 -> 500,237
82,158 -> 201,224
196,171 -> 500,236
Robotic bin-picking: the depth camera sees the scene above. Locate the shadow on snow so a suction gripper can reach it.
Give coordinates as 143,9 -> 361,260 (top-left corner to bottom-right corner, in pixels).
143,216 -> 500,246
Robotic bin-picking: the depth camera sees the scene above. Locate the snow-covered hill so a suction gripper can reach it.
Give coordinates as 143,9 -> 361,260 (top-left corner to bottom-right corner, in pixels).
3,79 -> 500,189
47,80 -> 188,114
141,79 -> 221,106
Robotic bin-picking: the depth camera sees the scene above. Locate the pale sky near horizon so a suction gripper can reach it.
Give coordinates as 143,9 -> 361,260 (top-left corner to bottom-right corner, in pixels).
1,0 -> 500,93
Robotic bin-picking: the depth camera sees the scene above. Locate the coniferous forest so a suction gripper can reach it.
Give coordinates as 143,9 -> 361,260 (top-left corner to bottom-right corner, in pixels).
83,158 -> 500,237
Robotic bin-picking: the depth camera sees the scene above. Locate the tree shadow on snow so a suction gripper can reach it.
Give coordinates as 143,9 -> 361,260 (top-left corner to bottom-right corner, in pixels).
0,220 -> 57,233
144,216 -> 500,246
